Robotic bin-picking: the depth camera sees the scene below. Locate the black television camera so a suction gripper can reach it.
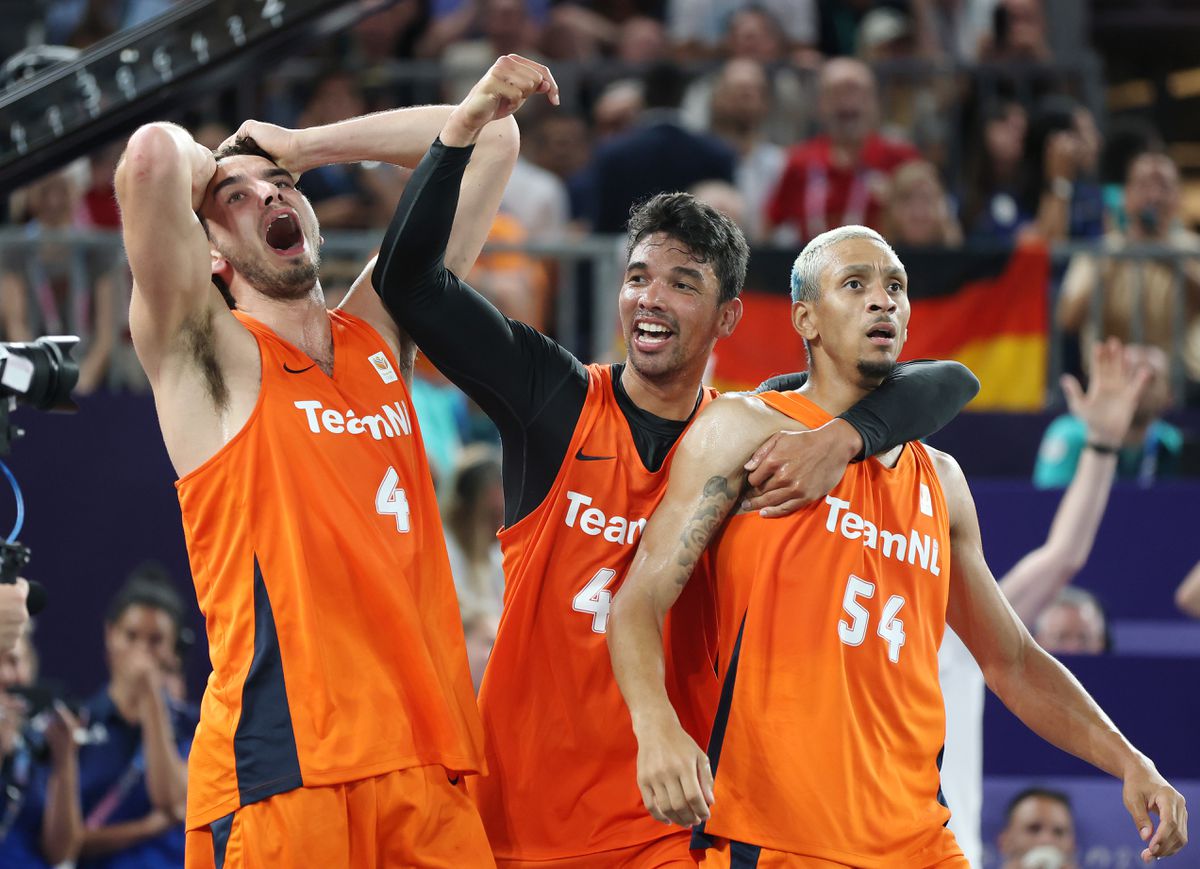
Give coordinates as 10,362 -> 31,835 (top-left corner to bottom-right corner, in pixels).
0,336 -> 77,598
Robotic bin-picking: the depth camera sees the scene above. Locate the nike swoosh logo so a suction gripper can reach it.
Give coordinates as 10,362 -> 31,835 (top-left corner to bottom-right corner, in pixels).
575,449 -> 615,462
283,362 -> 316,374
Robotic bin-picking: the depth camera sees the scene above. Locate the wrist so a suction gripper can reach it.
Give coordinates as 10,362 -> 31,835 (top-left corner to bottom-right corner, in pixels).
1085,438 -> 1120,455
629,702 -> 681,740
440,108 -> 485,148
1048,176 -> 1074,200
827,417 -> 865,462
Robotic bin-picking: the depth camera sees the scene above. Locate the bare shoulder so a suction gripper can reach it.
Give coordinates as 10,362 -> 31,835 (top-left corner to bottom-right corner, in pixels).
679,392 -> 803,467
337,256 -> 413,381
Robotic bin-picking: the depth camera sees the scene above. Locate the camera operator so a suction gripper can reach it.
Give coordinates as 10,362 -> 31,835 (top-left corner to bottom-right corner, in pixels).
0,619 -> 84,868
75,574 -> 195,869
0,578 -> 29,654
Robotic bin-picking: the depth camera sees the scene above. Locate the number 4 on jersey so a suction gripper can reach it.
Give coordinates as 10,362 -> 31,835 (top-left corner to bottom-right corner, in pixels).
838,574 -> 906,663
573,568 -> 617,633
376,466 -> 411,533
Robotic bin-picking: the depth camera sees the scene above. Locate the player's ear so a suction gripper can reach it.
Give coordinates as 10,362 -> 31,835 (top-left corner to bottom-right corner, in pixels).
717,296 -> 743,338
791,299 -> 818,341
211,248 -> 232,284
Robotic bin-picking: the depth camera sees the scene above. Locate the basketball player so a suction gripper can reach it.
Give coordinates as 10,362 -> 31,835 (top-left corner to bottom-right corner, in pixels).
116,57 -> 556,867
609,226 -> 1188,867
371,83 -> 979,867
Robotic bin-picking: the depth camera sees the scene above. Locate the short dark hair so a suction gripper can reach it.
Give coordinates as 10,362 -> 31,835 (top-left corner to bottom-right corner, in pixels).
1004,787 -> 1073,824
201,136 -> 279,310
212,135 -> 276,164
625,192 -> 749,305
106,566 -> 186,640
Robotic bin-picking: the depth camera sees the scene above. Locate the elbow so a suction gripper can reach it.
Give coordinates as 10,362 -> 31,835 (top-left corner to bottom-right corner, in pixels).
476,115 -> 520,163
117,124 -> 182,192
946,361 -> 981,407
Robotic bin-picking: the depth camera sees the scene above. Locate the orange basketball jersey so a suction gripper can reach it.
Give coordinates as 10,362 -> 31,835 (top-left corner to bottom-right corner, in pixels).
176,310 -> 484,830
696,390 -> 962,868
472,363 -> 720,860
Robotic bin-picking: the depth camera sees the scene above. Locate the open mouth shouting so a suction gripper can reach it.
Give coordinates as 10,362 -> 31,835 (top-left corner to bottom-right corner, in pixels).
631,317 -> 676,353
866,320 -> 897,347
264,209 -> 305,257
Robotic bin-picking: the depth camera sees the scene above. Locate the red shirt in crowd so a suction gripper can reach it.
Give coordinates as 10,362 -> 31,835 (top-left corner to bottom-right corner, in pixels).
767,133 -> 920,241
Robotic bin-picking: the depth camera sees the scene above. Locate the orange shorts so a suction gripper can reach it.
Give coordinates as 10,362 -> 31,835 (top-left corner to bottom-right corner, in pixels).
697,838 -> 969,869
495,830 -> 698,868
185,765 -> 494,869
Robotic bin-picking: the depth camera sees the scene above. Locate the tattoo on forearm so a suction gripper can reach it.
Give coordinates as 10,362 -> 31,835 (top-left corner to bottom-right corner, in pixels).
674,475 -> 739,583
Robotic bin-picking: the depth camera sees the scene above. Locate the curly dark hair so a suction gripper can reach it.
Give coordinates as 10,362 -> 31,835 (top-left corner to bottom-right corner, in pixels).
624,192 -> 749,305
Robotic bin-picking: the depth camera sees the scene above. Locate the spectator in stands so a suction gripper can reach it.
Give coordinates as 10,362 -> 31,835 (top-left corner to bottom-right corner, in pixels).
997,788 -> 1079,869
707,58 -> 785,243
615,15 -> 668,64
883,160 -> 963,248
526,112 -> 593,226
0,160 -> 118,394
82,141 -> 124,229
1034,587 -> 1108,655
588,63 -> 734,233
667,0 -> 817,60
502,118 -> 571,243
1021,99 -> 1105,244
0,621 -> 84,868
443,445 -> 506,625
1098,119 -> 1164,234
443,447 -> 506,688
939,337 -> 1147,864
75,576 -> 196,869
963,98 -> 1028,238
908,0 -> 992,63
979,0 -> 1051,63
765,57 -> 919,244
349,0 -> 427,64
1035,343 -> 1179,488
689,180 -> 747,231
1058,152 -> 1200,398
436,0 -> 546,100
680,7 -> 812,147
1175,560 -> 1200,619
591,78 -> 644,142
292,71 -> 380,230
857,8 -> 955,165
466,213 -> 553,329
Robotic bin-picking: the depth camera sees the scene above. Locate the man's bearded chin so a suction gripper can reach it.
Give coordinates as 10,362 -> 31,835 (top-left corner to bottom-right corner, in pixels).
857,357 -> 896,386
223,247 -> 321,301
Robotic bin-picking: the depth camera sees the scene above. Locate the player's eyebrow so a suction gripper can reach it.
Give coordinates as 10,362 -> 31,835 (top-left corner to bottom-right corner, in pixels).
835,263 -> 872,279
211,173 -> 246,199
669,265 -> 705,284
211,167 -> 292,200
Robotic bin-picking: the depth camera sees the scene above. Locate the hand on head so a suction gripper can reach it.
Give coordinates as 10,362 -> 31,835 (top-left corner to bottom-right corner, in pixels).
218,121 -> 303,178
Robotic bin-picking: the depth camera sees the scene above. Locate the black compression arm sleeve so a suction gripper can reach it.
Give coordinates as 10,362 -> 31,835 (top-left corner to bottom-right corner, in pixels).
371,137 -> 588,523
755,360 -> 980,459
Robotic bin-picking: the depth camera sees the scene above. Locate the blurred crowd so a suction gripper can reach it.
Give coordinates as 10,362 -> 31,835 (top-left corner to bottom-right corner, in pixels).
3,0 -> 1200,409
1,4 -> 1199,865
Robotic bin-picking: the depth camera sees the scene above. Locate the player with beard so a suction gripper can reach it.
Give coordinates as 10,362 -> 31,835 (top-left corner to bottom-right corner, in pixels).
371,83 -> 979,866
115,56 -> 557,868
609,225 -> 1188,867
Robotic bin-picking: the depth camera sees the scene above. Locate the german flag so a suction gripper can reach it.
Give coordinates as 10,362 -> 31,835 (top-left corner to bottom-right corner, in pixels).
710,240 -> 1050,410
